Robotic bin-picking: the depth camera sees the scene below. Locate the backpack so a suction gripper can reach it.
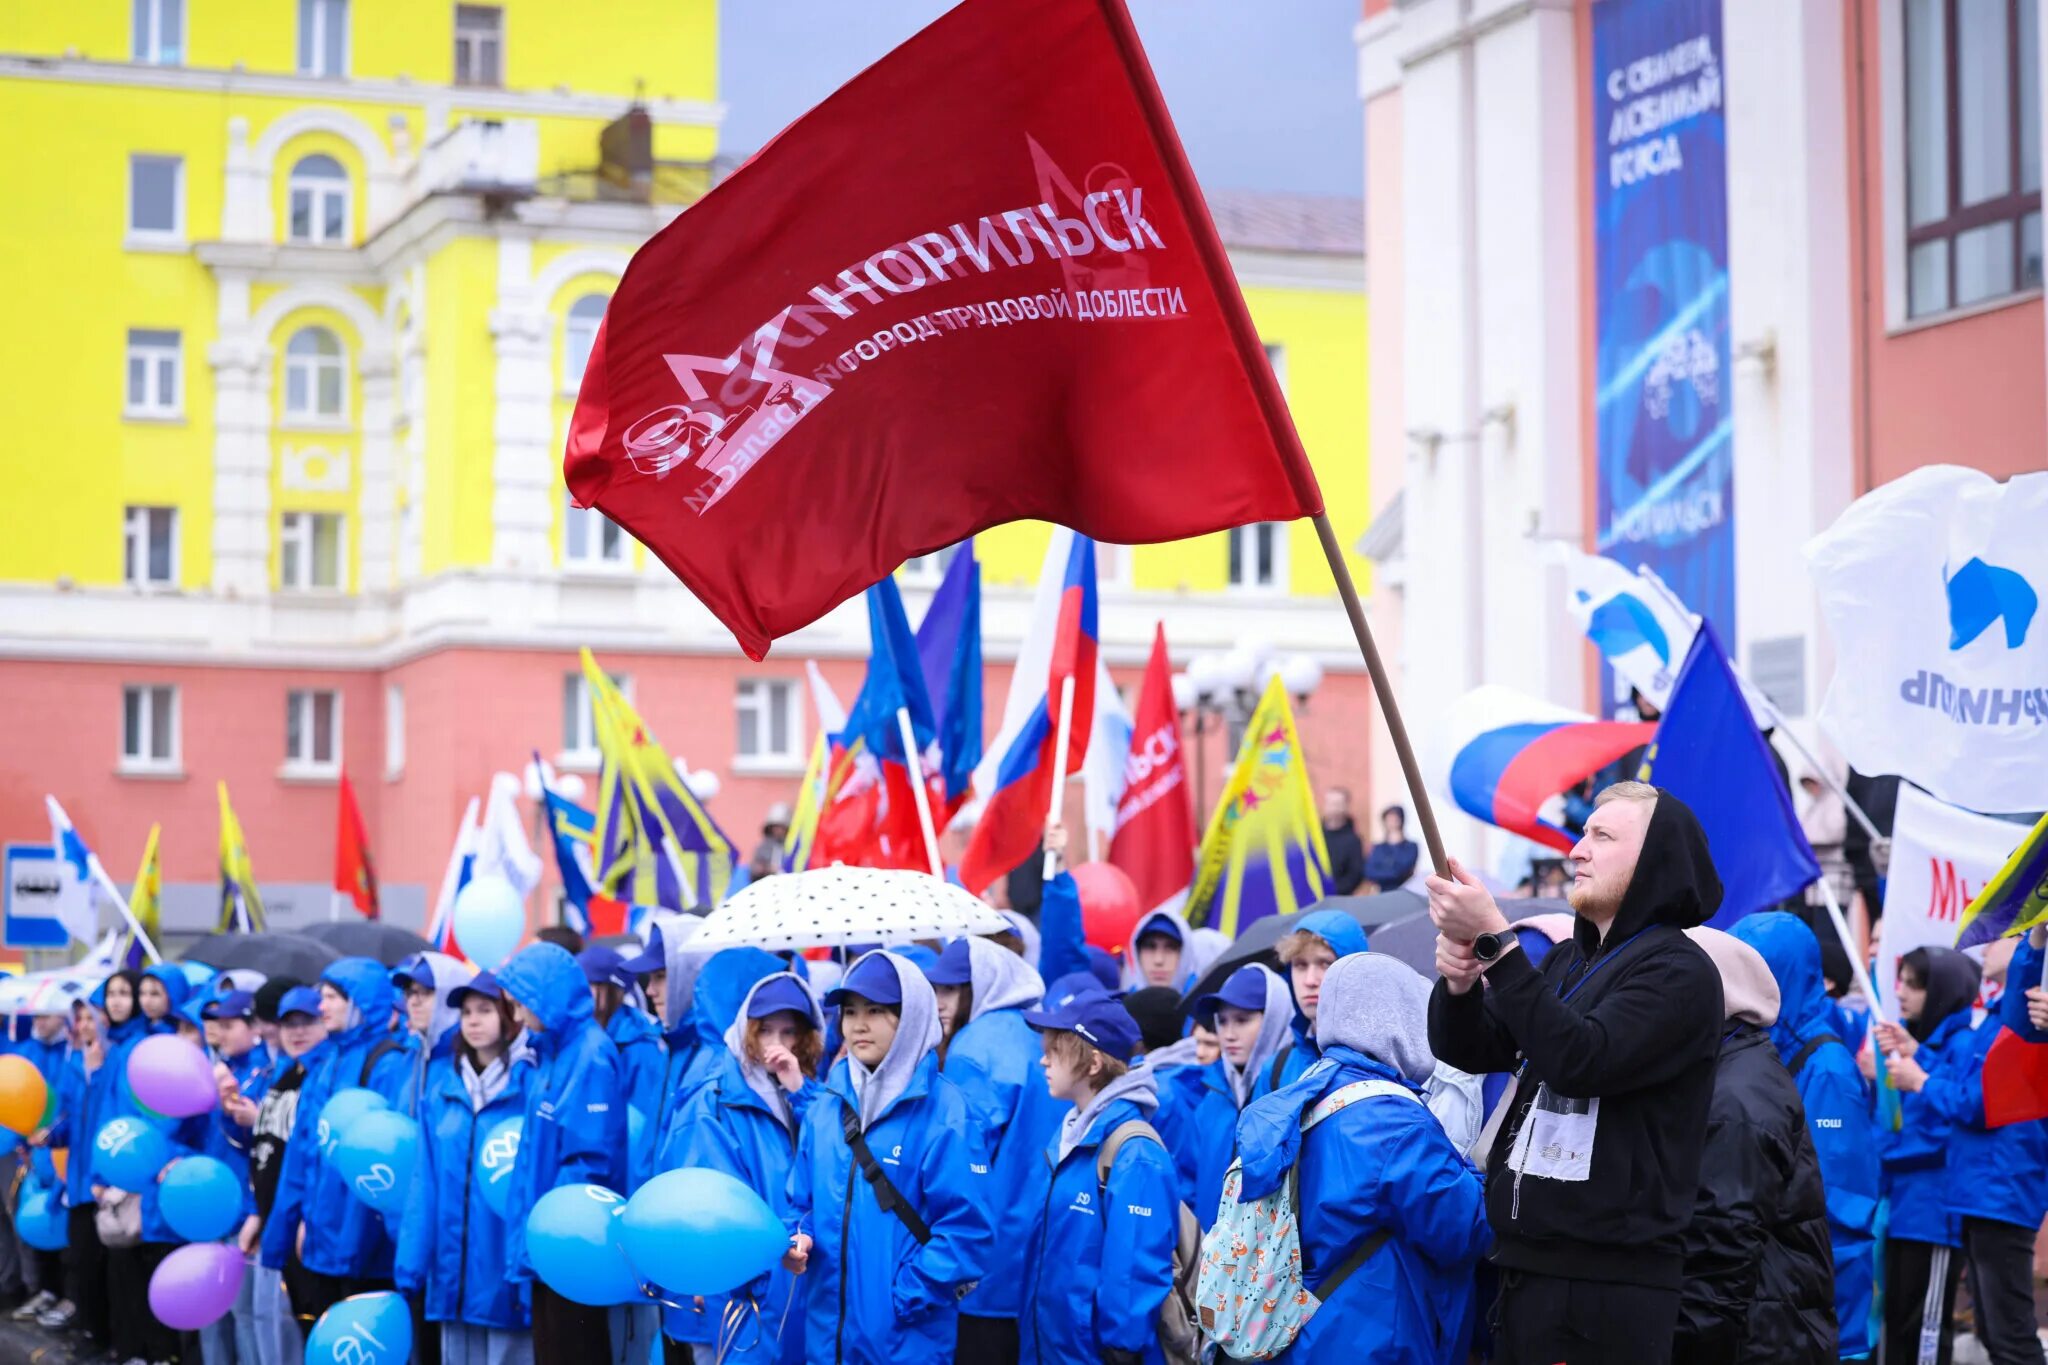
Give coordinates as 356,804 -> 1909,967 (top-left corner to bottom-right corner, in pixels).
1194,1077 -> 1418,1360
1096,1120 -> 1201,1365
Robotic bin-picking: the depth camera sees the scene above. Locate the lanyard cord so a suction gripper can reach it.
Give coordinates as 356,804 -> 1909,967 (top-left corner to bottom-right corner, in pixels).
1557,926 -> 1653,1003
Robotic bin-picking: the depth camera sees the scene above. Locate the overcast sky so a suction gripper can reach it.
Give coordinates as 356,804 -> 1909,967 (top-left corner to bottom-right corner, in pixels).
719,0 -> 1365,199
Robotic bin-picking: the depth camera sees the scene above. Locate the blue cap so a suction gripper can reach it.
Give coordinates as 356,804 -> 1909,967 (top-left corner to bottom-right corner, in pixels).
824,954 -> 903,1008
924,939 -> 974,987
448,971 -> 505,1008
890,943 -> 938,973
1024,987 -> 1141,1063
746,975 -> 814,1021
279,986 -> 323,1020
578,946 -> 633,990
390,953 -> 435,992
619,926 -> 665,977
1133,913 -> 1184,947
1194,965 -> 1272,1025
175,1000 -> 207,1030
203,990 -> 256,1021
1083,945 -> 1121,994
1044,971 -> 1112,1008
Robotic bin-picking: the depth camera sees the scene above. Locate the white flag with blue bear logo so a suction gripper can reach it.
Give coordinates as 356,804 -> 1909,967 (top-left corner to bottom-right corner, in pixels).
1558,549 -> 1701,712
1806,465 -> 2048,815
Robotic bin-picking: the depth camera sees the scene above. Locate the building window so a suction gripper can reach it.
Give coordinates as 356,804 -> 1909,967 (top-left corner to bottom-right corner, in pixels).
285,689 -> 341,771
563,293 -> 607,389
121,685 -> 179,770
562,670 -> 628,760
1905,0 -> 2043,315
899,543 -> 961,586
124,505 -> 178,586
131,0 -> 183,64
127,154 -> 183,243
298,0 -> 348,76
284,326 -> 347,420
384,683 -> 405,778
287,154 -> 350,244
1228,523 -> 1286,591
563,492 -> 625,567
735,678 -> 801,766
454,5 -> 504,87
279,511 -> 343,589
125,328 -> 182,418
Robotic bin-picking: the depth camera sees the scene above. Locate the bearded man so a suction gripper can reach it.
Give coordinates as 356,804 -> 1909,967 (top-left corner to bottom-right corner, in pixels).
1426,781 -> 1727,1365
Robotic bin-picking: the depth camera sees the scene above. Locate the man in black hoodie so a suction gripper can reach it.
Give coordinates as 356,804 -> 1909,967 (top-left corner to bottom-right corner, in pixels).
1427,781 -> 1725,1365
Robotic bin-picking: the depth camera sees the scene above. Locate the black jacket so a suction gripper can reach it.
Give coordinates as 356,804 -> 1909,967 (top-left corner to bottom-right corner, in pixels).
1428,789 -> 1726,1289
1323,818 -> 1366,894
1674,1025 -> 1835,1365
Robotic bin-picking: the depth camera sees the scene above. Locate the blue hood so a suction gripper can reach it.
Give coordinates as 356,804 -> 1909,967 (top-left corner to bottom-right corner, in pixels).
1732,913 -> 1835,1060
495,943 -> 594,1038
318,956 -> 399,1048
89,971 -> 148,1048
688,948 -> 784,1052
1293,909 -> 1370,961
607,1001 -> 663,1052
142,961 -> 193,1031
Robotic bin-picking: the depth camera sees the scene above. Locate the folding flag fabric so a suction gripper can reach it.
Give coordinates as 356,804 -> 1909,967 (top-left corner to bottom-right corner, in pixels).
425,797 -> 481,959
472,771 -> 543,898
561,0 -> 1321,660
784,663 -> 848,873
333,770 -> 381,919
1560,549 -> 1700,713
41,796 -> 102,945
1806,464 -> 2048,815
1108,624 -> 1195,915
1875,786 -> 2024,1015
540,777 -> 601,933
1439,686 -> 1655,854
847,576 -> 938,766
1083,663 -> 1136,856
1956,810 -> 2048,949
1983,1028 -> 2048,1129
1639,624 -> 1819,929
914,545 -> 984,808
127,823 -> 163,968
1184,676 -> 1331,938
217,781 -> 267,933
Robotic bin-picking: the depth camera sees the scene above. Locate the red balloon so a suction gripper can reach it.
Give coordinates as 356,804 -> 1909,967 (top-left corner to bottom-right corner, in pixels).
1072,862 -> 1143,954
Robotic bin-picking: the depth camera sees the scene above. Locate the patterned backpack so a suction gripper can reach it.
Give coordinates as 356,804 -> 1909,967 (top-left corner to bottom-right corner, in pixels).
1193,1077 -> 1418,1360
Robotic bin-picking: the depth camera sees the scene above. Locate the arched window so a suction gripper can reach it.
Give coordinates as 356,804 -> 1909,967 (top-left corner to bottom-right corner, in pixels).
287,154 -> 350,244
284,326 -> 346,420
563,293 -> 608,388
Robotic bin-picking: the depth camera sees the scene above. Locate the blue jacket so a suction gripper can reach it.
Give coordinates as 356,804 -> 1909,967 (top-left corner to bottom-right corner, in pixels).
660,948 -> 784,1139
606,1004 -> 667,1191
51,1053 -> 94,1207
1234,1048 -> 1490,1365
93,969 -> 210,1244
204,1041 -> 275,1220
1882,1011 -> 1974,1248
786,1052 -> 993,1364
1035,872 -> 1091,988
394,1048 -> 532,1329
1733,913 -> 1879,1358
1255,910 -> 1374,1102
1018,1085 -> 1178,1365
267,958 -> 418,1276
496,943 -> 627,1283
1922,1011 -> 2048,1230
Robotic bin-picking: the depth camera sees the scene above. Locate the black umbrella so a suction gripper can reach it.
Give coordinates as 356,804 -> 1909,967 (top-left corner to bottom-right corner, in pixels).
1357,899 -> 1581,982
181,931 -> 340,982
1180,890 -> 1428,1010
299,921 -> 433,967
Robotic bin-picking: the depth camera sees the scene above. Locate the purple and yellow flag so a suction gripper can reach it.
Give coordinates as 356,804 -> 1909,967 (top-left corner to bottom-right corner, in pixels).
1184,676 -> 1331,938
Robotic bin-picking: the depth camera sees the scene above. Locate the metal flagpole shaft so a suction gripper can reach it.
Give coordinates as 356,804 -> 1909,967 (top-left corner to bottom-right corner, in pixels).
1818,875 -> 1885,1010
896,707 -> 946,880
1310,512 -> 1450,877
1043,677 -> 1077,881
87,855 -> 161,964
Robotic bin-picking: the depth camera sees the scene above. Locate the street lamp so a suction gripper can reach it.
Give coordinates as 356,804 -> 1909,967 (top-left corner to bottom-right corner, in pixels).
1174,642 -> 1324,815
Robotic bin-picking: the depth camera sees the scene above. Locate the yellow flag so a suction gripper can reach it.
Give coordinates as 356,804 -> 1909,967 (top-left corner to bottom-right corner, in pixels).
1185,677 -> 1333,938
130,823 -> 163,949
217,781 -> 267,932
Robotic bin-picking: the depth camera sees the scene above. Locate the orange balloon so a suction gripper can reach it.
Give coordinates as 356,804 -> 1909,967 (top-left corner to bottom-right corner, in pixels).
0,1055 -> 46,1137
51,1148 -> 67,1183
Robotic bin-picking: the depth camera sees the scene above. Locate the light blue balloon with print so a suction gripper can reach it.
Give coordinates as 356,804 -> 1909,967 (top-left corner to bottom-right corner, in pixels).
316,1087 -> 389,1159
304,1290 -> 412,1365
451,876 -> 525,971
525,1183 -> 642,1306
93,1116 -> 171,1189
159,1155 -> 243,1242
476,1115 -> 522,1220
333,1111 -> 419,1217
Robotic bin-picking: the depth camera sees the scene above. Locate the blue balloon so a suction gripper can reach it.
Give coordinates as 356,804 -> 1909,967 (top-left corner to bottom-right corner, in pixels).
452,876 -> 525,970
15,1182 -> 66,1252
618,1167 -> 788,1297
305,1290 -> 412,1365
525,1183 -> 641,1306
93,1117 -> 171,1190
476,1115 -> 522,1220
317,1087 -> 390,1159
333,1110 -> 419,1217
159,1155 -> 242,1242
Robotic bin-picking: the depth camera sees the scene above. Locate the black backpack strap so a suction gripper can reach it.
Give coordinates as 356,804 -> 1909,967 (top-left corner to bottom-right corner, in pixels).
839,1101 -> 931,1245
358,1036 -> 403,1088
1786,1033 -> 1842,1078
1267,1044 -> 1293,1094
1316,1228 -> 1393,1300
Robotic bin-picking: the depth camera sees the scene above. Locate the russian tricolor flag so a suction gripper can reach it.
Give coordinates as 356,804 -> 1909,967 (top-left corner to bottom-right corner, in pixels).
960,533 -> 1098,893
1441,686 -> 1655,852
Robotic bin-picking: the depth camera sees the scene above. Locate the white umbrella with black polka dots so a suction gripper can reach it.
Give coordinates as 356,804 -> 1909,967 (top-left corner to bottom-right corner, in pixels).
686,864 -> 1013,952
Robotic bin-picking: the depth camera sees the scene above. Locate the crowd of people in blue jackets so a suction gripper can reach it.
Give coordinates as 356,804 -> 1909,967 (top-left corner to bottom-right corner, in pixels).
0,807 -> 2044,1365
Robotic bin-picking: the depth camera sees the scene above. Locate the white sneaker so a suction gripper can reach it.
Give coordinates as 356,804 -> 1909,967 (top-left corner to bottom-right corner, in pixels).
33,1297 -> 75,1329
10,1289 -> 54,1320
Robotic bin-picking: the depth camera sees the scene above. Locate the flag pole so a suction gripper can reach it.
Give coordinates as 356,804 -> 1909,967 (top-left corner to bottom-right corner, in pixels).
896,708 -> 946,879
85,856 -> 161,965
1043,677 -> 1078,880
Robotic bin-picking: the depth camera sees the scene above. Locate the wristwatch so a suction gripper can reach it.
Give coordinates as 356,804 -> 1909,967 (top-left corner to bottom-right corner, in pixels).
1473,931 -> 1509,963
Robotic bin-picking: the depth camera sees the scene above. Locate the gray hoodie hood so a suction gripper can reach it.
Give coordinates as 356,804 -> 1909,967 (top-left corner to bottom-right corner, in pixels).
1123,908 -> 1197,990
1185,928 -> 1231,988
1685,926 -> 1782,1027
965,936 -> 1045,1023
1312,952 -> 1438,1085
998,911 -> 1042,970
416,952 -> 477,1056
844,950 -> 944,1130
651,913 -> 710,1030
723,971 -> 826,1133
1058,1063 -> 1160,1165
1222,964 -> 1296,1107
1143,1035 -> 1202,1071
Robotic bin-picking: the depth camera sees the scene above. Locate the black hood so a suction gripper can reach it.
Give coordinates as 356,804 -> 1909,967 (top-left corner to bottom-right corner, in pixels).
1905,945 -> 1982,1043
1576,788 -> 1724,957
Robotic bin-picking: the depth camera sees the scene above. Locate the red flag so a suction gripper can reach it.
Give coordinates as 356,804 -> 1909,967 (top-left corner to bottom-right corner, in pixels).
1983,1027 -> 2048,1128
1108,625 -> 1196,913
564,0 -> 1320,660
334,770 -> 380,920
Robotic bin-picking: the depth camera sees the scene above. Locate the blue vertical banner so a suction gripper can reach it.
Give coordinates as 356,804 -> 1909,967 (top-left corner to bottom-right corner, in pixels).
1593,0 -> 1733,710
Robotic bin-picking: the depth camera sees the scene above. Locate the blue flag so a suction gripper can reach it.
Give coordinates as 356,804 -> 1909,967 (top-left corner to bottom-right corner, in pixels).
1640,622 -> 1819,928
915,545 -> 983,803
536,754 -> 599,930
848,575 -> 935,764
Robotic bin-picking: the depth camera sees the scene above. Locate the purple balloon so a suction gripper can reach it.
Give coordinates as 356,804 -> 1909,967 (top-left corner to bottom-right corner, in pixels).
147,1241 -> 245,1330
126,1036 -> 219,1119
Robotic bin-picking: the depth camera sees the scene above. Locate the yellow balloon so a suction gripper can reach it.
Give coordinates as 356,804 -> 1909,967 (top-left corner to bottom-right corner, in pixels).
51,1148 -> 67,1183
0,1055 -> 48,1137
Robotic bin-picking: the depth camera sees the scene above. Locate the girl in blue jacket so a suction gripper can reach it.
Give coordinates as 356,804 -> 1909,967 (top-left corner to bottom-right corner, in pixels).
1231,954 -> 1490,1364
1017,985 -> 1178,1365
495,942 -> 631,1363
1182,963 -> 1294,1226
577,945 -> 669,1191
43,977 -> 139,1353
391,951 -> 476,1119
925,935 -> 1059,1357
661,971 -> 826,1365
396,971 -> 534,1365
783,950 -> 992,1365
